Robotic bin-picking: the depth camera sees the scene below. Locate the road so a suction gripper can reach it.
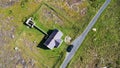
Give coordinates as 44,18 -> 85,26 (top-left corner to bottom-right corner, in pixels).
60,0 -> 111,68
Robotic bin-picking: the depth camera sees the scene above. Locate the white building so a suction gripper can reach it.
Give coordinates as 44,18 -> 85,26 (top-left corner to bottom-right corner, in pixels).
44,29 -> 63,49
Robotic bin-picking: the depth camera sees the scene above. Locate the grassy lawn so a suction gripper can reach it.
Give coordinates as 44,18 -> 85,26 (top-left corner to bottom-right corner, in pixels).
68,0 -> 120,68
0,1 -> 67,67
0,0 -> 107,68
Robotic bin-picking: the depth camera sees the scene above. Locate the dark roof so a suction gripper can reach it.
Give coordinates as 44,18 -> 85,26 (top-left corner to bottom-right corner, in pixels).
44,29 -> 63,49
44,29 -> 58,45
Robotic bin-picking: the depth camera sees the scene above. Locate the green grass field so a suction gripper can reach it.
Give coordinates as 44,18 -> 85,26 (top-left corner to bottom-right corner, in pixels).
68,0 -> 120,68
0,0 -> 112,68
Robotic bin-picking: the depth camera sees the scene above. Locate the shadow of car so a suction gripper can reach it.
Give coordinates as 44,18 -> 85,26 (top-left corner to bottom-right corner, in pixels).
67,45 -> 74,52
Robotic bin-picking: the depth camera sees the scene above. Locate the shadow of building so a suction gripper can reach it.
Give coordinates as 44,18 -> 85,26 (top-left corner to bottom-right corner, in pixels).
37,29 -> 53,50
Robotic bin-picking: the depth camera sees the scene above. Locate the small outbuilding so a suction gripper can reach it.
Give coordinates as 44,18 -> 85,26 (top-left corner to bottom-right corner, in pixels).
44,29 -> 63,49
25,17 -> 35,28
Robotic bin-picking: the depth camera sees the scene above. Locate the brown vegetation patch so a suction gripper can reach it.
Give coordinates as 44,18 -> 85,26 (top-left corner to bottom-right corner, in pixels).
0,0 -> 20,8
0,15 -> 16,46
40,6 -> 64,26
66,0 -> 82,6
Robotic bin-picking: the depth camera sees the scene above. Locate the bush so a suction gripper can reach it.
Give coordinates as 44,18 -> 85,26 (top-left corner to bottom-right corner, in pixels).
20,0 -> 28,8
8,10 -> 12,14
